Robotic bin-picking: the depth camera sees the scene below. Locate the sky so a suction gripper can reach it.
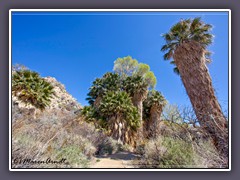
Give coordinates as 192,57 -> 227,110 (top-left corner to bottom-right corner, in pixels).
11,11 -> 229,111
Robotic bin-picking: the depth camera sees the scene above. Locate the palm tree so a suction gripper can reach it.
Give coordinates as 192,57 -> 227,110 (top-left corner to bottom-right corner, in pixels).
143,90 -> 167,138
12,69 -> 55,111
81,106 -> 97,122
98,91 -> 140,144
161,17 -> 228,158
86,72 -> 121,107
122,75 -> 148,123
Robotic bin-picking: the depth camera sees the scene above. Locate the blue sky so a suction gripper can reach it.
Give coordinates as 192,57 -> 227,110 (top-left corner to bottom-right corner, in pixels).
12,11 -> 229,111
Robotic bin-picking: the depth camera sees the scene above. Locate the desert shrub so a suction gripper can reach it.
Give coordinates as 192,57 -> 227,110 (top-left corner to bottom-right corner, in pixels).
50,128 -> 97,159
54,145 -> 90,168
137,132 -> 225,168
138,136 -> 194,168
192,139 -> 227,168
158,120 -> 190,140
12,114 -> 98,168
135,141 -> 146,156
11,111 -> 123,168
70,118 -> 121,156
118,143 -> 133,152
96,137 -> 120,155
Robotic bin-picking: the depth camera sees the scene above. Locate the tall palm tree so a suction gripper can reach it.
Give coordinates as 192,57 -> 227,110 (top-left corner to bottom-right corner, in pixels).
98,91 -> 140,144
161,17 -> 228,158
12,69 -> 55,111
122,75 -> 148,123
143,90 -> 167,138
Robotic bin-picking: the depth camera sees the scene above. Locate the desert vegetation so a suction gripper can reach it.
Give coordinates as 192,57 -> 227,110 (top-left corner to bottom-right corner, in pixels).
11,17 -> 229,169
12,66 -> 55,111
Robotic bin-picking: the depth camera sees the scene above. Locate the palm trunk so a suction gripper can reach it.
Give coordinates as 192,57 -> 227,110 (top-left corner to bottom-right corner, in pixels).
133,98 -> 143,122
132,94 -> 144,141
109,115 -> 126,144
109,116 -> 118,140
149,105 -> 163,138
132,92 -> 148,122
132,92 -> 148,142
93,96 -> 102,108
173,41 -> 228,158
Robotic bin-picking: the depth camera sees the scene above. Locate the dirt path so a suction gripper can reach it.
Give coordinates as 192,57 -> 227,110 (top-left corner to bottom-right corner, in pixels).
91,151 -> 139,168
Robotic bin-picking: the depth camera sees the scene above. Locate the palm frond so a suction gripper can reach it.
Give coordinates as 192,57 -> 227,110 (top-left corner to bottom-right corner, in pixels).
161,17 -> 214,74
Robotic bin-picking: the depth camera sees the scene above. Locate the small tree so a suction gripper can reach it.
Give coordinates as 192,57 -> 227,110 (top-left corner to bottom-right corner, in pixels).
113,56 -> 138,78
113,56 -> 157,88
162,104 -> 183,124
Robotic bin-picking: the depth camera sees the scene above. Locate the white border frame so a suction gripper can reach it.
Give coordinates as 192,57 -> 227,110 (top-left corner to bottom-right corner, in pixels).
9,9 -> 231,171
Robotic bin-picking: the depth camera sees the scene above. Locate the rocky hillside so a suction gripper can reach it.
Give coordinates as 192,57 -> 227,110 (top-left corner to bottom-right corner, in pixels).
12,76 -> 82,122
11,75 -> 123,168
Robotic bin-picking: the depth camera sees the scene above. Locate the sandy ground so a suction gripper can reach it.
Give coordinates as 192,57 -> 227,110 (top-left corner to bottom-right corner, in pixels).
91,151 -> 139,168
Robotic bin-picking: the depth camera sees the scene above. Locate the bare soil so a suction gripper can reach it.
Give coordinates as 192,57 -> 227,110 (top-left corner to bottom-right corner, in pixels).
91,151 -> 140,168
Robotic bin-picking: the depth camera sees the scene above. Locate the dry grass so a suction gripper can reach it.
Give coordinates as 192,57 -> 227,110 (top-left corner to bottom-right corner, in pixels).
12,101 -> 228,169
136,120 -> 227,168
12,113 -> 91,168
11,109 -> 121,168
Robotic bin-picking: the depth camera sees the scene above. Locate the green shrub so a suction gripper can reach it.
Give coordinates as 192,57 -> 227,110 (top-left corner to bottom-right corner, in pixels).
96,137 -> 119,155
54,145 -> 90,168
12,115 -> 98,168
139,137 -> 194,168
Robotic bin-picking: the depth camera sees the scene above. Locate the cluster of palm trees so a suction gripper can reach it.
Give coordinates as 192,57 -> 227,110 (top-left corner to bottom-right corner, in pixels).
82,59 -> 166,145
